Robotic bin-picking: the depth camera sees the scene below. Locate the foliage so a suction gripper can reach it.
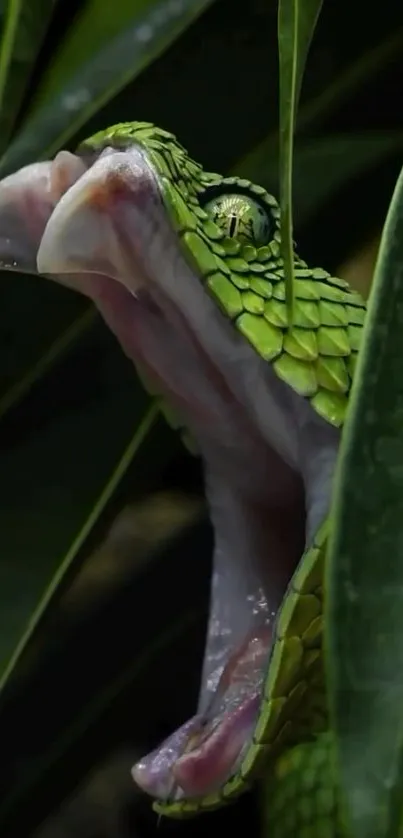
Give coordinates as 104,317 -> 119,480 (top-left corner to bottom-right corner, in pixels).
277,0 -> 323,317
326,157 -> 403,838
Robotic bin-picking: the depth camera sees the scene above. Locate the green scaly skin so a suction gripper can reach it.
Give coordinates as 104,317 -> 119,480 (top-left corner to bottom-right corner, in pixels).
79,123 -> 366,836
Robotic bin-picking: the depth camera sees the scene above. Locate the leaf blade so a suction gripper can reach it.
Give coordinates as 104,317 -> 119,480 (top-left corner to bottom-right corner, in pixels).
326,161 -> 403,838
277,0 -> 324,320
237,132 -> 403,224
0,324 -> 175,688
0,0 -> 56,152
0,0 -> 216,176
0,399 -> 160,691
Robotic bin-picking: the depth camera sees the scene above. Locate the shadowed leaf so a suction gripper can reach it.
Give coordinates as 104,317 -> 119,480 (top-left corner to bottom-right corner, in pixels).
277,0 -> 324,318
0,0 -> 216,177
0,0 -> 56,152
239,26 -> 403,198
238,132 -> 403,225
0,323 -> 175,688
327,161 -> 403,838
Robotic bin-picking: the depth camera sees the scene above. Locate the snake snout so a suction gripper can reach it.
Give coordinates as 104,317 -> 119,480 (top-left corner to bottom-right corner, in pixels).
0,152 -> 88,281
37,148 -> 156,297
0,161 -> 56,274
0,146 -> 157,303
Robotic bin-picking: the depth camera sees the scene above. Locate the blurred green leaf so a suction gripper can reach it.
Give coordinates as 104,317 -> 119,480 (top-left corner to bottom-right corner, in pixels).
326,162 -> 403,838
0,0 -> 216,176
0,276 -> 95,411
238,132 -> 403,225
240,26 -> 403,189
0,505 -> 208,829
0,322 -> 173,688
291,133 -> 403,223
277,0 -> 324,318
0,0 -> 56,152
31,0 -> 183,107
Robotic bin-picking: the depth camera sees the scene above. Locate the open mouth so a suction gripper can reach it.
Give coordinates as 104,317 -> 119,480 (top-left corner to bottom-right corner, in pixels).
0,125 -> 340,808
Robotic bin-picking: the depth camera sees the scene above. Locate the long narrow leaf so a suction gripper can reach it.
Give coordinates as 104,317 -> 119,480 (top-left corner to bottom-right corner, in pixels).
0,0 -> 56,152
277,0 -> 324,320
0,503 -> 207,827
0,304 -> 96,419
240,26 -> 403,181
0,0 -> 215,176
30,0 -> 181,108
0,325 -> 173,688
0,401 -> 160,691
326,162 -> 403,838
237,132 -> 403,224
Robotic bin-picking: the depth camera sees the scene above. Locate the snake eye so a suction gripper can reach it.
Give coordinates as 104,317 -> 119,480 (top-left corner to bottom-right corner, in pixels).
203,192 -> 272,247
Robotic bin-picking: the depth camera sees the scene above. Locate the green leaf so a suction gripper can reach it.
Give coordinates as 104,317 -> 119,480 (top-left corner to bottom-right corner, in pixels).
0,323 -> 176,688
291,133 -> 403,223
238,25 -> 403,215
0,0 -> 56,153
237,132 -> 403,225
326,162 -> 403,838
0,275 -> 94,413
0,495 -> 207,827
0,0 -> 216,177
277,0 -> 324,320
30,0 -> 183,107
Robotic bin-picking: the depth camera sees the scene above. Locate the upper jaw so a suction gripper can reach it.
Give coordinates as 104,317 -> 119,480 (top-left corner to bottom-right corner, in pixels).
37,145 -> 161,294
0,144 -> 164,299
0,160 -> 58,276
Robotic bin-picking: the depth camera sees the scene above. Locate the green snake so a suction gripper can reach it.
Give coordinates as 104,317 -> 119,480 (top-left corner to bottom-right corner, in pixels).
0,122 -> 366,835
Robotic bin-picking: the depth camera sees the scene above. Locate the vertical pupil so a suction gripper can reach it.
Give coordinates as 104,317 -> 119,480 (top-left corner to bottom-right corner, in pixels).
229,215 -> 237,237
205,194 -> 271,246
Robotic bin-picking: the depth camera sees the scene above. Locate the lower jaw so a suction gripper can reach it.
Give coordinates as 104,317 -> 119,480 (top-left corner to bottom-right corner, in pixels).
131,614 -> 288,802
130,476 -> 304,803
132,685 -> 262,801
69,274 -> 303,803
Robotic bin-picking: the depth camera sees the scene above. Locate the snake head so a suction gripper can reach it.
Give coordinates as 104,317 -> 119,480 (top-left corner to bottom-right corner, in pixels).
0,123 -> 294,438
